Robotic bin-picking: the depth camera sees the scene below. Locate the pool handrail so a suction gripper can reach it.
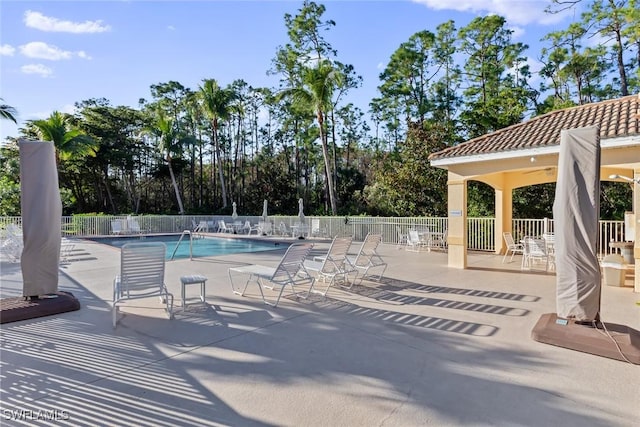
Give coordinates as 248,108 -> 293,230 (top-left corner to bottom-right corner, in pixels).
171,230 -> 194,261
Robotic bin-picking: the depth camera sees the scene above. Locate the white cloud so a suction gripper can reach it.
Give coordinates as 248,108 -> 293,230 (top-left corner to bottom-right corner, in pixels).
20,42 -> 71,60
21,64 -> 53,78
60,104 -> 76,114
77,51 -> 92,60
168,25 -> 176,31
377,62 -> 385,70
412,0 -> 572,26
24,10 -> 111,33
510,26 -> 525,39
27,104 -> 76,121
0,44 -> 16,56
19,42 -> 90,61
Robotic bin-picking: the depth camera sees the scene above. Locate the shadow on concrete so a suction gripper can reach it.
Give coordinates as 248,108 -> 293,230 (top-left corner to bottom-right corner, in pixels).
0,253 -> 629,426
378,276 -> 540,302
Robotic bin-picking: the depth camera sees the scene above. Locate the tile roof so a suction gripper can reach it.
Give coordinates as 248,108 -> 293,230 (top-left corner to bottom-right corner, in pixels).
429,94 -> 640,162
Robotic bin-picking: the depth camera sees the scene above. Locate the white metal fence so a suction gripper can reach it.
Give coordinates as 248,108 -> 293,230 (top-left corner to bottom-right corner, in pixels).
0,215 -> 626,256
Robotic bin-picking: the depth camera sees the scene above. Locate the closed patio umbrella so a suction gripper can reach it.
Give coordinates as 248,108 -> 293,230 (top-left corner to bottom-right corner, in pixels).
19,140 -> 61,297
298,198 -> 305,224
261,200 -> 268,222
232,202 -> 238,220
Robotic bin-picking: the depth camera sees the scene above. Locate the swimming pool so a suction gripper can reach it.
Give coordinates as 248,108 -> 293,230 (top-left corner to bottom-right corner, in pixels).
86,235 -> 282,260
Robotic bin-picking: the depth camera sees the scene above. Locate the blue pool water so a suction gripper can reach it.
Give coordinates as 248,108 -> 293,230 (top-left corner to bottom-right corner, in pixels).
86,235 -> 282,260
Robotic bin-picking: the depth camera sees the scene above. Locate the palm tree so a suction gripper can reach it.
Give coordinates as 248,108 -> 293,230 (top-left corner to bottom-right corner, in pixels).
280,60 -> 342,215
152,109 -> 185,215
26,111 -> 97,163
199,79 -> 236,209
0,98 -> 18,123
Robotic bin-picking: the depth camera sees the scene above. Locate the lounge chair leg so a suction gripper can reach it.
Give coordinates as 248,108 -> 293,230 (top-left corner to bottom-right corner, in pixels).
113,305 -> 118,328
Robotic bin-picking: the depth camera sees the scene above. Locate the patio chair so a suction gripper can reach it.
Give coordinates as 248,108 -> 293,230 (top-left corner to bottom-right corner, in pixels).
347,233 -> 387,284
111,220 -> 125,235
542,233 -> 556,270
396,226 -> 408,248
112,242 -> 174,327
406,230 -> 429,252
192,220 -> 207,233
1,225 -> 23,262
257,221 -> 272,236
218,220 -> 234,233
502,232 -> 524,263
304,236 -> 355,295
431,228 -> 448,251
277,221 -> 290,237
521,236 -> 552,271
292,222 -> 309,239
228,243 -> 315,307
127,216 -> 143,234
245,220 -> 260,235
311,218 -> 327,238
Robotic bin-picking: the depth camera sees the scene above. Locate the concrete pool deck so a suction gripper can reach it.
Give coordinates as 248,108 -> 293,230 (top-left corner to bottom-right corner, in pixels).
1,235 -> 638,426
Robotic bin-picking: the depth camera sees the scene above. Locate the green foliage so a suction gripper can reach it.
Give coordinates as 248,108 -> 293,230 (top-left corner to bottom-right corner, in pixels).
0,175 -> 20,215
512,184 -> 556,218
0,98 -> 18,124
467,182 -> 495,217
1,3 -> 634,219
600,182 -> 632,220
364,123 -> 448,216
26,111 -> 98,161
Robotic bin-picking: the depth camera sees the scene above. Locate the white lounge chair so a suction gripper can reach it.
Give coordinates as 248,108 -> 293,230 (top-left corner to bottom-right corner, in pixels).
347,233 -> 388,283
304,236 -> 355,295
60,238 -> 75,263
218,220 -> 235,233
228,243 -> 315,307
192,220 -> 207,233
111,220 -> 125,235
112,242 -> 174,327
502,232 -> 524,263
127,216 -> 143,234
245,221 -> 260,235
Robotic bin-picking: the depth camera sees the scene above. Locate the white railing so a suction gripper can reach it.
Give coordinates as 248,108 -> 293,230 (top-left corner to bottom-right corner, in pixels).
0,215 -> 626,256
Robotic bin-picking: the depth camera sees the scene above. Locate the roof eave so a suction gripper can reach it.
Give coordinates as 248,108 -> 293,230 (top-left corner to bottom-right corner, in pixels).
430,135 -> 640,168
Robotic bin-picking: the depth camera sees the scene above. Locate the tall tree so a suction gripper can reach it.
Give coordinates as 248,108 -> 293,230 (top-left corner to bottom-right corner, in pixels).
274,0 -> 358,215
77,100 -> 146,213
457,15 -> 531,138
378,30 -> 438,125
152,109 -> 185,215
581,0 -> 639,96
199,79 -> 236,209
279,60 -> 343,215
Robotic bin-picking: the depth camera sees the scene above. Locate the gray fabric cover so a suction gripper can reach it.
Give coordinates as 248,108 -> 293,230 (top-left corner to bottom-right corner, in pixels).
553,126 -> 601,321
261,200 -> 268,223
298,198 -> 305,224
19,140 -> 62,296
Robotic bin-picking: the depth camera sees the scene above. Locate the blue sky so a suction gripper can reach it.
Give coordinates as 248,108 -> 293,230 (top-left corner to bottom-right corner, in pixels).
0,0 -> 577,141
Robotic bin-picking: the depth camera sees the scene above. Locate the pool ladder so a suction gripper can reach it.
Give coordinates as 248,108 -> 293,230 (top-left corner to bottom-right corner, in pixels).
170,230 -> 194,261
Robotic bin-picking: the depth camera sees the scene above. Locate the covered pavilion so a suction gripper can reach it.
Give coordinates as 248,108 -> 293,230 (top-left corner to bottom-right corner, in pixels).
429,94 -> 640,292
